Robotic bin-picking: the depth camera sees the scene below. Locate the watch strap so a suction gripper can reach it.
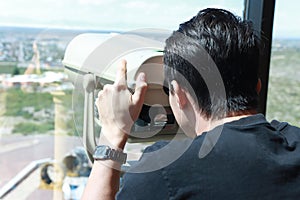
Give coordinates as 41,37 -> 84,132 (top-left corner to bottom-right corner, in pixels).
93,145 -> 127,164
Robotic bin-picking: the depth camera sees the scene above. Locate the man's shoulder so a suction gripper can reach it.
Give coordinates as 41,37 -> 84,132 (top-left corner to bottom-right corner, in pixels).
270,119 -> 300,143
270,119 -> 300,133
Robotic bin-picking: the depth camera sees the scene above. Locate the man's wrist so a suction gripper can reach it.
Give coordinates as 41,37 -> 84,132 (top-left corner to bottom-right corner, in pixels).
99,127 -> 128,150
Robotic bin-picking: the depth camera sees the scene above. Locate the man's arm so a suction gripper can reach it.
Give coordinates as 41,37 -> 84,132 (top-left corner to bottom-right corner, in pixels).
81,60 -> 147,200
82,160 -> 121,199
81,133 -> 126,200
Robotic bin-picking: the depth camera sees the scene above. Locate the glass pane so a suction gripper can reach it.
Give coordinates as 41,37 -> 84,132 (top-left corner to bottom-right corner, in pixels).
0,1 -> 244,199
266,0 -> 300,126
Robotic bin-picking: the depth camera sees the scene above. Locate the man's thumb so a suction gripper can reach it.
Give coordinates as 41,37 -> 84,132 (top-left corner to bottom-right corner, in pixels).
132,72 -> 148,105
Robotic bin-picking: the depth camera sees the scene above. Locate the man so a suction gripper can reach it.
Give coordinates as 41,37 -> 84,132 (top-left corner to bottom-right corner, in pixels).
82,8 -> 300,199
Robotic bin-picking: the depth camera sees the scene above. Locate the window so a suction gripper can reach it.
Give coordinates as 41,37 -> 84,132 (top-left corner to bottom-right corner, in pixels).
266,0 -> 300,126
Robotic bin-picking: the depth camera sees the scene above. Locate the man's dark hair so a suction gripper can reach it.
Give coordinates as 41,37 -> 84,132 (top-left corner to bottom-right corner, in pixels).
164,8 -> 261,119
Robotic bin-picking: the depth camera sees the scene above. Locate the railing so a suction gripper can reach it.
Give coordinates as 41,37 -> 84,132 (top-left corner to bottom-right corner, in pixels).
0,158 -> 52,199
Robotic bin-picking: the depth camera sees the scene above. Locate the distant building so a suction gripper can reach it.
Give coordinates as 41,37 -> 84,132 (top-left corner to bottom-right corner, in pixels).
1,72 -> 67,88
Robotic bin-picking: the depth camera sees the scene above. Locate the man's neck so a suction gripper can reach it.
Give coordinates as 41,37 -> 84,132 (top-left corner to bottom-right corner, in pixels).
196,110 -> 257,136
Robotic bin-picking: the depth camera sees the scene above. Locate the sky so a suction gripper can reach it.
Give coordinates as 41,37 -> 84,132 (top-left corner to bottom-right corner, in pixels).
0,0 -> 299,38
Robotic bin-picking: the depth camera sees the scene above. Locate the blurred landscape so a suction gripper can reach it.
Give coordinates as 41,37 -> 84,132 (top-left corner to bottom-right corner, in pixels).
267,39 -> 300,126
0,26 -> 112,136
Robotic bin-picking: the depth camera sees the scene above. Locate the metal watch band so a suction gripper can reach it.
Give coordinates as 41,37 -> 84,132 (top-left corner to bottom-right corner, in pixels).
93,145 -> 127,164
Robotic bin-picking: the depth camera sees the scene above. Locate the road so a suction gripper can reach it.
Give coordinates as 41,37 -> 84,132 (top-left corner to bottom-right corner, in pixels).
0,134 -> 82,199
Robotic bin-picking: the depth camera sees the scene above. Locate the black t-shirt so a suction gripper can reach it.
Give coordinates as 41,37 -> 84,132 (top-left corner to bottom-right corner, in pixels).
117,114 -> 300,200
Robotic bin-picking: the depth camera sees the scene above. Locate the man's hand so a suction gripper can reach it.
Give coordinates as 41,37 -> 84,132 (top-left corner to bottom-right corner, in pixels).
95,60 -> 148,149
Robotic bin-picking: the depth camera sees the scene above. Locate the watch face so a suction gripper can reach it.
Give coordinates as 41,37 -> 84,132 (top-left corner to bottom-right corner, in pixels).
93,145 -> 127,164
94,145 -> 110,159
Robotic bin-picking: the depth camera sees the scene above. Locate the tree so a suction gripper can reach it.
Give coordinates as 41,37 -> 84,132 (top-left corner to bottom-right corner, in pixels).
12,65 -> 20,76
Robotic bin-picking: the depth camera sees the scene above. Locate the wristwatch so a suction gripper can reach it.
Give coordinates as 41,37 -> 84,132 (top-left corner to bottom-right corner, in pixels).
93,145 -> 127,164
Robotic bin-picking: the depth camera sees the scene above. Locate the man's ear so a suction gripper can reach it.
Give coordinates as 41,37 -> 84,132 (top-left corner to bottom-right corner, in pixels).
171,80 -> 187,109
256,78 -> 262,94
